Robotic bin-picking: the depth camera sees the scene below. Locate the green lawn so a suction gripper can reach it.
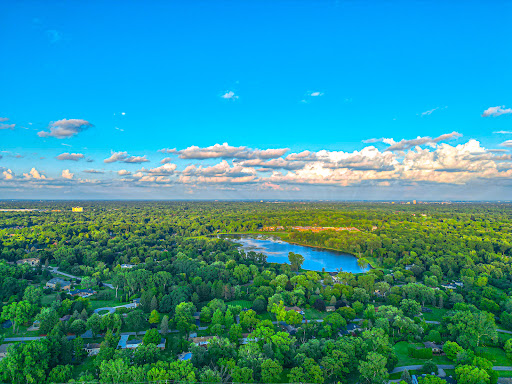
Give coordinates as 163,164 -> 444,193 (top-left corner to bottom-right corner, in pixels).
477,346 -> 511,366
421,306 -> 449,321
499,332 -> 512,343
89,298 -> 129,310
41,293 -> 58,306
304,308 -> 329,320
393,341 -> 452,366
226,300 -> 253,309
257,312 -> 275,321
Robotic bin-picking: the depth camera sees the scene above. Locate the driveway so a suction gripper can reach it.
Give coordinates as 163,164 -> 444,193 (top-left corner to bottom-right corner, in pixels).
93,303 -> 138,316
4,336 -> 44,342
391,365 -> 512,374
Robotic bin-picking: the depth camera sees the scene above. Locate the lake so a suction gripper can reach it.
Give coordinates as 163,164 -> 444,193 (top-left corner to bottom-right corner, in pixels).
221,234 -> 367,273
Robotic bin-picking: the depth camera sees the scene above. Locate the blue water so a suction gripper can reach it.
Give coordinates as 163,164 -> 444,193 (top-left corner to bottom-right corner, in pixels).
222,234 -> 367,273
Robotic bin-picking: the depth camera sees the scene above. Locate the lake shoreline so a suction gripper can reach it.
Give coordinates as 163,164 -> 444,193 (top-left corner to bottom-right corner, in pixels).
218,232 -> 369,273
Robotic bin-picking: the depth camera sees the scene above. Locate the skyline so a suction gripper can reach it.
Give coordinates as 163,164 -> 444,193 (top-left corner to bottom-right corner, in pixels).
1,1 -> 512,200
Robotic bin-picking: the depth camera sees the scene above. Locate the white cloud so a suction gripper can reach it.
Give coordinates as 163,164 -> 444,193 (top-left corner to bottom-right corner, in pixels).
56,153 -> 85,161
0,124 -> 15,130
494,131 -> 512,134
482,106 -> 512,117
363,138 -> 396,145
140,163 -> 177,175
23,168 -> 46,180
38,119 -> 93,139
83,169 -> 104,174
168,143 -> 288,160
500,140 -> 512,148
221,91 -> 238,100
62,169 -> 74,179
2,169 -> 14,180
0,117 -> 9,122
387,132 -> 462,151
104,151 -> 149,164
118,170 -> 131,176
310,92 -> 324,97
160,157 -> 173,164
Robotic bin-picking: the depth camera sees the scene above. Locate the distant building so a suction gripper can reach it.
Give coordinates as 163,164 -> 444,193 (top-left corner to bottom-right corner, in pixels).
16,258 -> 40,267
46,277 -> 71,290
413,200 -> 417,204
84,343 -> 101,356
121,264 -> 135,269
68,288 -> 96,298
59,315 -> 72,322
0,344 -> 14,359
126,339 -> 142,349
284,306 -> 305,315
190,336 -> 214,347
72,207 -> 83,212
156,338 -> 166,350
326,306 -> 336,312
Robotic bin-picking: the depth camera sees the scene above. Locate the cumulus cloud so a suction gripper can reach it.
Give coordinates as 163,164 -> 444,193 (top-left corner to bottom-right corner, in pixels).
2,169 -> 14,180
104,151 -> 149,164
310,91 -> 324,97
118,170 -> 131,176
140,163 -> 177,175
56,153 -> 85,161
23,168 -> 46,180
482,106 -> 512,117
363,138 -> 396,145
61,169 -> 74,179
500,140 -> 512,148
221,91 -> 238,100
167,143 -> 288,160
494,131 -> 512,134
38,119 -> 93,138
0,123 -> 15,130
0,117 -> 9,122
83,169 -> 105,174
160,157 -> 173,164
387,132 -> 462,151
180,160 -> 257,184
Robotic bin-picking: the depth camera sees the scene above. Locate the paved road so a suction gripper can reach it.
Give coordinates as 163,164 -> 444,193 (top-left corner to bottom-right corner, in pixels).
94,302 -> 138,315
4,336 -> 44,342
391,365 -> 512,374
498,329 -> 512,335
48,267 -> 81,281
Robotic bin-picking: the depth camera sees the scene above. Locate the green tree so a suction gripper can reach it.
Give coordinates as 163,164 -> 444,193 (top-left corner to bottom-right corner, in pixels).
47,365 -> 73,384
261,359 -> 283,383
174,302 -> 196,335
455,365 -> 490,384
149,309 -> 160,324
288,252 -> 305,272
143,328 -> 161,345
160,315 -> 169,335
358,352 -> 389,384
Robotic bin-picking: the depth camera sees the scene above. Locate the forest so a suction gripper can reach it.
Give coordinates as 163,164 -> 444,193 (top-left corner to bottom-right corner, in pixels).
1,201 -> 512,384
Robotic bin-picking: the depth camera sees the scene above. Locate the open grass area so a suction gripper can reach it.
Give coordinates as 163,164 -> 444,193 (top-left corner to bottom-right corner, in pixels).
41,292 -> 58,306
499,332 -> 512,343
72,356 -> 96,380
226,300 -> 253,308
304,308 -> 330,320
257,312 -> 274,321
477,346 -> 511,366
421,306 -> 449,321
89,299 -> 129,310
393,341 -> 452,366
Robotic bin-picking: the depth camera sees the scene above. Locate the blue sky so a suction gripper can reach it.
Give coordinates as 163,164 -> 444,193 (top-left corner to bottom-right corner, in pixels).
1,1 -> 512,200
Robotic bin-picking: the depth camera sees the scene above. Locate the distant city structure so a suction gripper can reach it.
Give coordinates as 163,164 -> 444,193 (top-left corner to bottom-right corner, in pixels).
413,200 -> 417,204
16,258 -> 40,267
72,207 -> 84,212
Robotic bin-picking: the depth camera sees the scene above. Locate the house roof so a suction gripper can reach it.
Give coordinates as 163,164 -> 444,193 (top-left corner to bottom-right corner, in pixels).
48,277 -> 71,286
84,343 -> 101,349
69,288 -> 95,295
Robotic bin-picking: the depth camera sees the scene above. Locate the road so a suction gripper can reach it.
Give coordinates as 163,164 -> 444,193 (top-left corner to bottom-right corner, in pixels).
93,302 -> 138,315
391,365 -> 512,374
4,336 -> 44,342
48,267 -> 81,281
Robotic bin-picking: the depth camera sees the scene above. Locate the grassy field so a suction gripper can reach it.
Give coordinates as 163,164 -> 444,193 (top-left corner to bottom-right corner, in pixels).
304,308 -> 330,320
478,346 -> 511,366
226,300 -> 253,308
41,292 -> 58,306
89,298 -> 129,310
393,341 -> 452,366
421,306 -> 449,321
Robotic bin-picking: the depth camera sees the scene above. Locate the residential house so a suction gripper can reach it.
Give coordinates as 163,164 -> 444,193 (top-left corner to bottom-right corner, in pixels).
121,264 -> 135,269
60,315 -> 72,322
156,338 -> 166,350
423,341 -> 444,355
326,306 -> 336,312
0,344 -> 14,360
16,258 -> 40,267
46,277 -> 71,290
285,306 -> 305,315
126,339 -> 142,349
68,288 -> 96,298
132,298 -> 141,307
282,323 -> 297,335
84,343 -> 101,356
339,323 -> 361,336
190,336 -> 214,347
